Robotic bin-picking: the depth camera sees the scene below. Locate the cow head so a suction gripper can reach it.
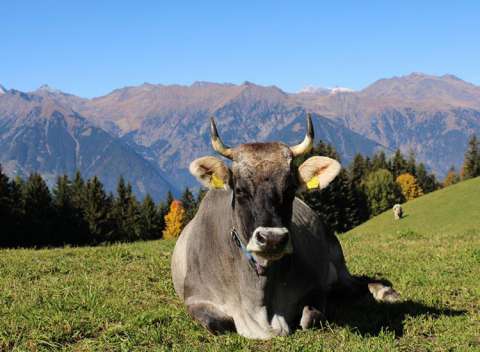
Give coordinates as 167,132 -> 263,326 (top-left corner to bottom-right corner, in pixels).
190,115 -> 341,267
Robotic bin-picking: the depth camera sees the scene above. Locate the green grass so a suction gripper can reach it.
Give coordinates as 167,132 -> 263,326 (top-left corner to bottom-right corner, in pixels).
1,179 -> 480,351
348,176 -> 480,238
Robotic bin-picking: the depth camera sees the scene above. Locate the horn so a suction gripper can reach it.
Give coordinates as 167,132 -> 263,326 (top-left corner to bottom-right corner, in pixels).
210,117 -> 233,159
290,114 -> 314,157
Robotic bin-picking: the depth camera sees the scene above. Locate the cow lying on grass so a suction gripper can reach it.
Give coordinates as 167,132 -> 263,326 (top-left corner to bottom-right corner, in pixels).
171,115 -> 400,339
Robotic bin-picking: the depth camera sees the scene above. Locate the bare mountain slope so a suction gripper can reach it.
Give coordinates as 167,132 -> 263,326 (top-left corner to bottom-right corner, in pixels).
1,73 -> 479,198
0,89 -> 175,200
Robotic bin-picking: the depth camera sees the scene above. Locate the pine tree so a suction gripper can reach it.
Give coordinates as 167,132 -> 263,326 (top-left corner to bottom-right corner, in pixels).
462,134 -> 480,179
362,169 -> 404,216
416,163 -> 439,193
443,166 -> 460,187
71,170 -> 86,209
0,165 -> 17,246
84,176 -> 113,243
22,173 -> 54,246
349,154 -> 367,187
112,177 -> 142,241
371,151 -> 389,171
396,173 -> 424,200
140,194 -> 162,239
390,149 -> 407,178
157,201 -> 169,236
125,182 -> 142,241
165,191 -> 174,206
180,187 -> 196,224
52,175 -> 74,244
163,200 -> 185,239
406,150 -> 417,176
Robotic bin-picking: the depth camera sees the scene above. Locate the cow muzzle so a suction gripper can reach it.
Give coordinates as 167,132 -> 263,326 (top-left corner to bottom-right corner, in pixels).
246,227 -> 292,260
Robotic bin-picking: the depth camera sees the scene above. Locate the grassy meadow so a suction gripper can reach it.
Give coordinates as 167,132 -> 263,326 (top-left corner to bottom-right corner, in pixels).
1,178 -> 480,351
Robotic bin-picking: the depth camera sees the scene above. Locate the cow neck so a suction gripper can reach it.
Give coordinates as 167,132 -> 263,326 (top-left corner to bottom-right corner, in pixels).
230,213 -> 260,276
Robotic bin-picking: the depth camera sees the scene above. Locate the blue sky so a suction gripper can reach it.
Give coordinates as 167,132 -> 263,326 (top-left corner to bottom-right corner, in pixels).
2,1 -> 479,98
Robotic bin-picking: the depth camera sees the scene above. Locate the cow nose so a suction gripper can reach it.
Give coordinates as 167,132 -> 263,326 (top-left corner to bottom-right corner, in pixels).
254,227 -> 289,251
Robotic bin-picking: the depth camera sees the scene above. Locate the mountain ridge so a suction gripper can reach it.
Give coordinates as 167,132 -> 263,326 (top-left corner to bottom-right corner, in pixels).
1,72 -> 479,199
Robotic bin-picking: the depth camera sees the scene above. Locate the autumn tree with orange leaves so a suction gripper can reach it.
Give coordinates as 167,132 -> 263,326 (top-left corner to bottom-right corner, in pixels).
396,173 -> 424,201
162,200 -> 185,239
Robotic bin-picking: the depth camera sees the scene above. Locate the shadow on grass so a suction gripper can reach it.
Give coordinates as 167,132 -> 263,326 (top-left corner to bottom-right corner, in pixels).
327,276 -> 466,338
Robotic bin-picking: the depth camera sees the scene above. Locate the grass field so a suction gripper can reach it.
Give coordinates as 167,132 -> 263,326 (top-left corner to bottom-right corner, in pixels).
1,178 -> 479,351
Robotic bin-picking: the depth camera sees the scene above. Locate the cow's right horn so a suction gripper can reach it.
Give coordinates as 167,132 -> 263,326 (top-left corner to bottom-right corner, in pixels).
290,114 -> 314,157
210,117 -> 233,159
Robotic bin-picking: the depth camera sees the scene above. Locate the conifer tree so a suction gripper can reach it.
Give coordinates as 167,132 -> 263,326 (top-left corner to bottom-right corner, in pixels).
124,182 -> 142,241
84,176 -> 113,243
165,191 -> 174,206
349,154 -> 367,187
462,134 -> 480,179
371,151 -> 389,171
406,150 -> 417,176
71,170 -> 86,209
390,149 -> 407,178
140,194 -> 162,239
0,165 -> 16,246
22,173 -> 54,246
157,201 -> 169,236
180,187 -> 196,224
52,175 -> 75,244
348,155 -> 370,222
416,163 -> 439,193
298,141 -> 361,233
112,177 -> 142,241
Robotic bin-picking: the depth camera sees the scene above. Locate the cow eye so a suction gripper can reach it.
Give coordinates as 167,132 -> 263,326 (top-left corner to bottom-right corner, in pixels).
235,187 -> 248,198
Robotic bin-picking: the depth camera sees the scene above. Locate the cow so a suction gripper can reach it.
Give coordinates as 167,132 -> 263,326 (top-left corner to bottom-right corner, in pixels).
171,115 -> 400,339
393,204 -> 403,220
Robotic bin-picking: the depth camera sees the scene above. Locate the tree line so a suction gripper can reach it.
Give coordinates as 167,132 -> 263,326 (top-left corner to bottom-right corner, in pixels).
296,134 -> 480,234
1,134 -> 479,247
0,169 -> 202,248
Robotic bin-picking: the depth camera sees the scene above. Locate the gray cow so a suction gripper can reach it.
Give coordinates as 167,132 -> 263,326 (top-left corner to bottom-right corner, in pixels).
171,115 -> 399,339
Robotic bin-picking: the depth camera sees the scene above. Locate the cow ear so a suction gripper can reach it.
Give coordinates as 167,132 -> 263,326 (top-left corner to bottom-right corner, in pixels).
189,156 -> 231,189
297,156 -> 341,191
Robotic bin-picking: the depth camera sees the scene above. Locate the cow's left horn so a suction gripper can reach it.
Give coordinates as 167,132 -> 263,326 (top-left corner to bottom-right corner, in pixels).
290,114 -> 314,157
210,117 -> 233,159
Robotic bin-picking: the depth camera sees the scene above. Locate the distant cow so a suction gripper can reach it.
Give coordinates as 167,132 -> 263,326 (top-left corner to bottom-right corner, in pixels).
393,204 -> 403,220
171,115 -> 400,339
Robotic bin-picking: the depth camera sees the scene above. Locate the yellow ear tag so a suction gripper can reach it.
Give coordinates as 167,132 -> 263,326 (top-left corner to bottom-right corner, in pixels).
306,176 -> 320,190
211,174 -> 225,189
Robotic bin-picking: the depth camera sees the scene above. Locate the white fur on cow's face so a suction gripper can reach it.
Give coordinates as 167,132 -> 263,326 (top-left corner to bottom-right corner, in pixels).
246,227 -> 292,260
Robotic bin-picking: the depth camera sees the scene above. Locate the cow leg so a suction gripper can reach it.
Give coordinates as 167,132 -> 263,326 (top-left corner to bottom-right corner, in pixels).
368,282 -> 401,303
187,303 -> 236,335
327,233 -> 400,303
300,305 -> 326,330
299,291 -> 327,330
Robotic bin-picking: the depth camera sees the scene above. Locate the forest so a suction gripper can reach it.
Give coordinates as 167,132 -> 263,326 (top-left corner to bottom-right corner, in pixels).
1,135 -> 479,248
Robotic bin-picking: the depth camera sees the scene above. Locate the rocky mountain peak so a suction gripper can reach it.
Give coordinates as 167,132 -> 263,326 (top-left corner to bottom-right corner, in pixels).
37,84 -> 63,94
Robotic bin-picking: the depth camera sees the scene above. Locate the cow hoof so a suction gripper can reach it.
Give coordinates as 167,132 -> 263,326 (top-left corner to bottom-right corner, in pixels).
300,305 -> 325,330
368,283 -> 401,303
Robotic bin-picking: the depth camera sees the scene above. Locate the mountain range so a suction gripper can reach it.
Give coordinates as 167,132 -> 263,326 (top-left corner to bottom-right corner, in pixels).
1,73 -> 479,200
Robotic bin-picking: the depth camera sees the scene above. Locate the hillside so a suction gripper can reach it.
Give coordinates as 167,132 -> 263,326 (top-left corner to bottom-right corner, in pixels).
347,177 -> 480,237
0,181 -> 479,350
